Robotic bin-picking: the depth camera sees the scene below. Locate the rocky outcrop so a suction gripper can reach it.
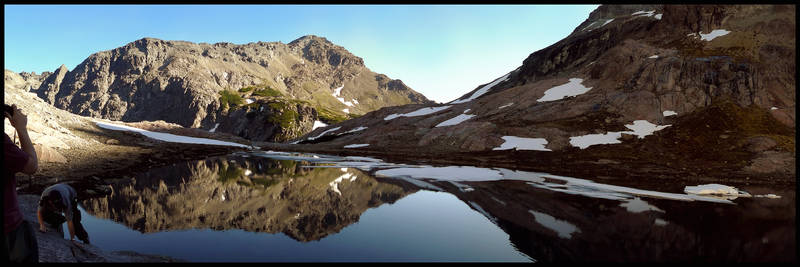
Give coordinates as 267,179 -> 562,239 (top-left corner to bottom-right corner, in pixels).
32,35 -> 432,140
211,99 -> 317,142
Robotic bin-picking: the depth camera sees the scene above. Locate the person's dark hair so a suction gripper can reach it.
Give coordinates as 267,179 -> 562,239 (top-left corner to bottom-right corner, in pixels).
42,190 -> 64,209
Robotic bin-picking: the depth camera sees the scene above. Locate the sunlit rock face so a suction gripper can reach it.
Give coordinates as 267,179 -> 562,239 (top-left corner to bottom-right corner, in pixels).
81,155 -> 417,242
31,36 -> 432,141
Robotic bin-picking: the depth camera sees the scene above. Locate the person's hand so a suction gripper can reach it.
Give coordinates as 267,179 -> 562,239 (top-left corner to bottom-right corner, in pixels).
7,104 -> 28,130
39,225 -> 47,233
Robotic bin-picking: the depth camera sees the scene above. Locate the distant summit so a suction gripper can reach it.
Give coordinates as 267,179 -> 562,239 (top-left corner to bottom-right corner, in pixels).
30,36 -> 432,142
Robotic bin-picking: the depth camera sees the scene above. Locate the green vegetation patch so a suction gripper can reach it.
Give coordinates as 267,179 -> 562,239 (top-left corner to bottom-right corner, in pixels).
219,90 -> 244,109
267,102 -> 300,129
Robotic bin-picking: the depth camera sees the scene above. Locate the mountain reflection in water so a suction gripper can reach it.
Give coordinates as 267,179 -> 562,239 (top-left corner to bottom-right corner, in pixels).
80,152 -> 796,262
81,155 -> 417,242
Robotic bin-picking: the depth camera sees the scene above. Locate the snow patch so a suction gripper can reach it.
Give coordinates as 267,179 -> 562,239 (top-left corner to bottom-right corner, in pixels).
663,110 -> 677,116
343,126 -> 368,134
435,114 -> 476,127
307,126 -> 341,141
95,121 -> 252,149
209,123 -> 219,133
631,10 -> 656,17
569,120 -> 670,149
451,72 -> 511,104
654,13 -> 662,20
498,103 -> 513,109
384,106 -> 451,121
312,120 -> 328,130
648,55 -> 659,59
698,29 -> 731,41
492,136 -> 551,151
537,78 -> 592,102
343,143 -> 369,148
342,108 -> 349,114
245,98 -> 254,104
770,107 -> 778,110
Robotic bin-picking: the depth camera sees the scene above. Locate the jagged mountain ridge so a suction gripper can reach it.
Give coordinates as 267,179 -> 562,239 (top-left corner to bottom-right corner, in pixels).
31,35 -> 432,141
293,4 -> 795,178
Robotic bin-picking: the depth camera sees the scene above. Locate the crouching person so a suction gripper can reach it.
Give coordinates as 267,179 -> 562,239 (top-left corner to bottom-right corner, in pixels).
37,183 -> 90,244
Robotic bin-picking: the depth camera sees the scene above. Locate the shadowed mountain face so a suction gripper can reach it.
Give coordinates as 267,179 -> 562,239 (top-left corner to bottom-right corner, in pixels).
294,4 -> 794,178
31,35 -> 432,141
424,178 -> 796,262
80,155 -> 417,242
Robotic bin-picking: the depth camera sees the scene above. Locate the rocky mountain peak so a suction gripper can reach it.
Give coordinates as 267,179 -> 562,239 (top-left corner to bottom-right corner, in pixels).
289,35 -> 364,67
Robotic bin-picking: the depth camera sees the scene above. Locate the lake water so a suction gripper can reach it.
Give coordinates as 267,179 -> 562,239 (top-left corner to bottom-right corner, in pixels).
77,151 -> 796,262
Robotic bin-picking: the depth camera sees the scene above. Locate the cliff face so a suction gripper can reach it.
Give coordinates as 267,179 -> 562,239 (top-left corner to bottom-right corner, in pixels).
293,5 -> 794,178
80,155 -> 417,242
32,35 -> 432,141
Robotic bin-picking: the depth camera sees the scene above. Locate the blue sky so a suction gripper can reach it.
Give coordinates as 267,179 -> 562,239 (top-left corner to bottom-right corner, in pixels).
4,4 -> 598,103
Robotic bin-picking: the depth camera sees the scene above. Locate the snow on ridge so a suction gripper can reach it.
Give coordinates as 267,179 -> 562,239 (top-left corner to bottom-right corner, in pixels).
307,126 -> 342,141
631,10 -> 656,17
384,105 -> 451,121
493,136 -> 552,151
451,72 -> 511,104
435,114 -> 476,127
95,120 -> 253,149
600,18 -> 614,27
312,120 -> 328,130
344,126 -> 368,134
537,78 -> 593,102
344,143 -> 369,148
498,103 -> 514,109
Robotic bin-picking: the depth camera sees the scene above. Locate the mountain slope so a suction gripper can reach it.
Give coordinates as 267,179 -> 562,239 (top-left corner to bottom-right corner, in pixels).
32,35 -> 432,142
290,4 -> 795,180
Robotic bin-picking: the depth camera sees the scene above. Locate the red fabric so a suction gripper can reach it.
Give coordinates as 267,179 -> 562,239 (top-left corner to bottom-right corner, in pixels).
4,133 -> 28,233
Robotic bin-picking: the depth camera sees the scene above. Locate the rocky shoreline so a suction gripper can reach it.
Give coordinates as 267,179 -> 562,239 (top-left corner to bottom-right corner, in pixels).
15,194 -> 179,262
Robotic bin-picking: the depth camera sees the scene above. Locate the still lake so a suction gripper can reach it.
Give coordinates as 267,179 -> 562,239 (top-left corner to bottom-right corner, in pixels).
77,151 -> 795,262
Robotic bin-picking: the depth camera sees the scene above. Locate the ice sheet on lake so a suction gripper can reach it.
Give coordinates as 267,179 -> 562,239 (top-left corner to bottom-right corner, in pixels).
384,106 -> 451,120
95,120 -> 253,149
684,184 -> 752,199
492,136 -> 552,151
451,72 -> 511,104
537,78 -> 592,102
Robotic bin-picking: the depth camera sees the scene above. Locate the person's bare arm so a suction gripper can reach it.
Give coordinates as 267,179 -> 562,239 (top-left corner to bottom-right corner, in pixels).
37,207 -> 47,232
6,105 -> 37,174
67,220 -> 76,241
